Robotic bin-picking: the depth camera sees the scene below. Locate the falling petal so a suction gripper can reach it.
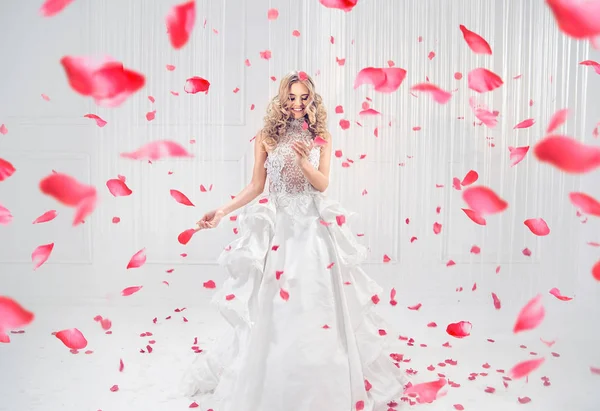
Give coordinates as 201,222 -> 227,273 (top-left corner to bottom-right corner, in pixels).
508,357 -> 545,379
60,56 -> 145,107
508,146 -> 530,166
166,1 -> 196,49
513,118 -> 535,129
446,321 -> 472,338
83,114 -> 107,127
546,0 -> 600,41
267,8 -> 279,20
410,83 -> 452,104
354,67 -> 407,93
462,186 -> 508,215
39,172 -> 97,226
33,210 -> 58,224
120,140 -> 193,161
0,204 -> 13,225
0,297 -> 35,335
549,287 -> 573,301
39,0 -> 75,17
106,179 -> 132,197
170,189 -> 195,206
318,0 -> 358,12
523,218 -> 550,236
459,25 -> 492,54
569,192 -> 600,216
461,170 -> 478,186
0,158 -> 16,182
461,208 -> 487,225
127,249 -> 146,269
491,293 -> 501,309
546,108 -> 570,133
513,294 -> 545,333
533,135 -> 600,174
467,68 -> 504,93
32,243 -> 54,270
178,228 -> 198,245
121,286 -> 143,296
55,328 -> 87,349
184,76 -> 210,94
403,378 -> 447,404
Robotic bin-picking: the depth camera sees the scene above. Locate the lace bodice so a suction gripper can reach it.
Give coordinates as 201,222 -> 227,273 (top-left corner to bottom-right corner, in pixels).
264,117 -> 321,196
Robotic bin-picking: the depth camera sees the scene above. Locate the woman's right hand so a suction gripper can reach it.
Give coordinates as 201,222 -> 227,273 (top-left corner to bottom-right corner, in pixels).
196,209 -> 225,230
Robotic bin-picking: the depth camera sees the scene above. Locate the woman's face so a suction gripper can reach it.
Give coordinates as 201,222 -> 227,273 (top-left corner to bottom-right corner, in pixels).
287,81 -> 310,119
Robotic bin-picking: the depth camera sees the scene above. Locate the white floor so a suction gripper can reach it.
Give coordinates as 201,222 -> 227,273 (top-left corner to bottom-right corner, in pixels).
1,265 -> 599,411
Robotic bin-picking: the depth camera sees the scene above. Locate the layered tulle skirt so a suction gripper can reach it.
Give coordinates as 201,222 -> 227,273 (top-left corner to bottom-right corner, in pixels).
181,192 -> 411,410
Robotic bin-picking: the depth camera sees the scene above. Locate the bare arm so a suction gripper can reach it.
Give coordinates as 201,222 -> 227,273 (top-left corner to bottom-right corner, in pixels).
296,131 -> 332,192
218,131 -> 268,216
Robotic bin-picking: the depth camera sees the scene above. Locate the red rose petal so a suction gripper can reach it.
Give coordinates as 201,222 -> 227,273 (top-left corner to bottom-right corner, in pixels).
184,76 -> 210,94
509,146 -> 530,167
461,208 -> 487,225
319,0 -> 358,12
166,1 -> 196,49
446,321 -> 472,338
549,287 -> 573,301
546,0 -> 600,41
410,83 -> 452,104
0,158 -> 16,182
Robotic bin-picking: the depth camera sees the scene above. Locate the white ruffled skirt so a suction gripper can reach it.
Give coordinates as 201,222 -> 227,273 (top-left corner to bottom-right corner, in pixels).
181,192 -> 412,410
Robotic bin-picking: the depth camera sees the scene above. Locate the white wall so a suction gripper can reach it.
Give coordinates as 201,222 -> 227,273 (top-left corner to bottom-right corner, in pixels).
0,0 -> 598,343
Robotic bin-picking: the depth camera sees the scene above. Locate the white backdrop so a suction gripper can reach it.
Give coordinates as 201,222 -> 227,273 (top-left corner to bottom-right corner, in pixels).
1,1 -> 600,410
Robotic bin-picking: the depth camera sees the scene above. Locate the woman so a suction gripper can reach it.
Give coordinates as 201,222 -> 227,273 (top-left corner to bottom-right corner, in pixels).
183,71 -> 411,410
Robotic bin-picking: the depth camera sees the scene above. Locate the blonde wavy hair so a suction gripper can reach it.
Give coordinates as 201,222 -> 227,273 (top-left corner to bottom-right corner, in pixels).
261,70 -> 328,151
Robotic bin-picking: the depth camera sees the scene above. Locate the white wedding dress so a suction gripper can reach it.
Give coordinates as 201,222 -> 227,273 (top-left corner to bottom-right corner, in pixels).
182,117 -> 411,410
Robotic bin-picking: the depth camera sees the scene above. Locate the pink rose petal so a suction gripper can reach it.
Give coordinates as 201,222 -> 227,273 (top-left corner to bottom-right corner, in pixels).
127,249 -> 146,269
106,178 -> 132,197
33,210 -> 58,224
38,172 -> 97,226
546,0 -> 600,42
523,218 -> 550,236
461,170 -> 478,186
508,357 -> 545,379
354,67 -> 407,93
513,294 -> 545,333
546,108 -> 570,133
410,83 -> 452,104
549,287 -> 573,301
403,378 -> 447,404
0,296 -> 35,336
508,146 -> 530,166
32,243 -> 54,270
120,140 -> 193,161
39,0 -> 75,17
468,68 -> 504,93
459,25 -> 492,54
533,135 -> 600,174
513,118 -> 535,129
170,189 -> 195,206
569,192 -> 600,216
121,286 -> 143,296
0,204 -> 13,225
461,208 -> 487,225
462,186 -> 508,215
55,328 -> 88,349
83,114 -> 107,127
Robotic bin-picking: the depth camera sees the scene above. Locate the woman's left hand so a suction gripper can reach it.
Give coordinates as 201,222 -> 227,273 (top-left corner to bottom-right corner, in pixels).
292,140 -> 313,163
